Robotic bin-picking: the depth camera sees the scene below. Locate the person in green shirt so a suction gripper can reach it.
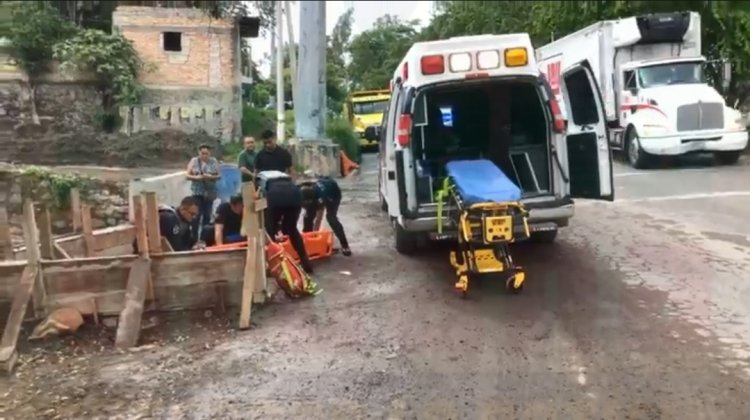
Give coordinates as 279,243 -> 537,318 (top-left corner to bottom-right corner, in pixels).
237,136 -> 256,183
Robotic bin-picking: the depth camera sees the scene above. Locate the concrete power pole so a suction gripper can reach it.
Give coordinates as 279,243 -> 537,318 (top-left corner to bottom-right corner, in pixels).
295,0 -> 326,141
275,1 -> 286,142
285,1 -> 298,111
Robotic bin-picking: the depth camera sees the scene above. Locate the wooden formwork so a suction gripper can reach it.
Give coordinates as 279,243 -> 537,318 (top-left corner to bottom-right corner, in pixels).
0,185 -> 267,374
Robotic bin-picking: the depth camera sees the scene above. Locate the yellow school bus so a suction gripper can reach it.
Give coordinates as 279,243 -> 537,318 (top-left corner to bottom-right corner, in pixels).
344,89 -> 390,148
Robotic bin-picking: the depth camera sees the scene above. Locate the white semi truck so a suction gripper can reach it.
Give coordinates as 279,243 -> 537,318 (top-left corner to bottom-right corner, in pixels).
536,12 -> 748,168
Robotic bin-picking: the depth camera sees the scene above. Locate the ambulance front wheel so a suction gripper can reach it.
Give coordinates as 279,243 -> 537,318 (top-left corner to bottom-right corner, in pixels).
394,222 -> 418,255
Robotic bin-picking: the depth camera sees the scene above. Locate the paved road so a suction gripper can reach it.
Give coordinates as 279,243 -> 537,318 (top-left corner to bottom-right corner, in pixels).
4,154 -> 750,419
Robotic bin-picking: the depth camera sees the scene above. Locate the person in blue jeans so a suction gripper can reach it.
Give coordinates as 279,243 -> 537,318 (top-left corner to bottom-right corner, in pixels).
185,144 -> 221,232
213,194 -> 245,245
299,173 -> 351,256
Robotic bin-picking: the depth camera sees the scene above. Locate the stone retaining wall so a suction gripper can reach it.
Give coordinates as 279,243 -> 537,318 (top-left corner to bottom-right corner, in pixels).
0,166 -> 130,243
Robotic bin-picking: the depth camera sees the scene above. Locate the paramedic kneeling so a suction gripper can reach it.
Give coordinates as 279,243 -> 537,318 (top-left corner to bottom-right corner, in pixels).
264,175 -> 314,274
213,194 -> 244,245
133,196 -> 200,253
300,174 -> 351,256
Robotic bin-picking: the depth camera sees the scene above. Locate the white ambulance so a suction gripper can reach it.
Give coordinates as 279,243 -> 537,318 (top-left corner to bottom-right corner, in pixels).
378,33 -> 614,253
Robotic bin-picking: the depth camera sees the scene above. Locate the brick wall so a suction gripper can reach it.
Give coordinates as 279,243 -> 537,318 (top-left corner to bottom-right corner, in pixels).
114,6 -> 239,89
113,6 -> 242,141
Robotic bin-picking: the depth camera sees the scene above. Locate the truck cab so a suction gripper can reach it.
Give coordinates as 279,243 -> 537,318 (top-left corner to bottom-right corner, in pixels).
618,55 -> 746,167
378,34 -> 614,253
536,11 -> 748,169
345,90 -> 391,149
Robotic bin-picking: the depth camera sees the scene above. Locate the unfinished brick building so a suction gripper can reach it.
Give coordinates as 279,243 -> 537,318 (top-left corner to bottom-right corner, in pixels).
112,5 -> 259,141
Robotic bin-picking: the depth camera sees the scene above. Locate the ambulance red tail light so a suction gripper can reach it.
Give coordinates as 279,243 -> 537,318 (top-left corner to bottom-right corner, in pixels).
397,114 -> 412,147
549,96 -> 566,133
420,55 -> 445,75
402,63 -> 408,81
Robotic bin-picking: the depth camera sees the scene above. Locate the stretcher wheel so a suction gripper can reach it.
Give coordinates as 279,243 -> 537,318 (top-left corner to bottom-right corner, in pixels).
505,270 -> 525,294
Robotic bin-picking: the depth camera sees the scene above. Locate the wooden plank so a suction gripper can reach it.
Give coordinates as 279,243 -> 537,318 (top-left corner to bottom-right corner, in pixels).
253,198 -> 268,212
93,225 -> 135,253
132,195 -> 153,302
115,258 -> 151,349
160,237 -> 174,252
53,243 -> 71,259
0,266 -> 37,375
80,204 -> 95,257
42,254 -> 137,272
22,200 -> 46,318
37,206 -> 54,260
253,228 -> 267,304
239,183 -> 258,330
132,196 -> 148,257
151,249 -> 244,287
70,188 -> 82,233
143,192 -> 162,254
0,206 -> 13,261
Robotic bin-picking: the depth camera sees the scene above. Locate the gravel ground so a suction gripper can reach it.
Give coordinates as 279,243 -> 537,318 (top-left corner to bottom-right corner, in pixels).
2,153 -> 750,419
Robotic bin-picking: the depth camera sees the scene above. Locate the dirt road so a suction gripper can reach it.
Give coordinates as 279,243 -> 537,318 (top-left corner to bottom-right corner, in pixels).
2,154 -> 750,419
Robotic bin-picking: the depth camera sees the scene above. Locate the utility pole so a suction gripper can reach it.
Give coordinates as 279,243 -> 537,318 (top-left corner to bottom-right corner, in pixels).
285,1 -> 298,111
275,1 -> 286,143
295,0 -> 326,141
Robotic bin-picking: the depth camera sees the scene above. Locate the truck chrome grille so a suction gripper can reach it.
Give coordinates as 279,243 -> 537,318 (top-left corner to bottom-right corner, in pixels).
676,102 -> 724,132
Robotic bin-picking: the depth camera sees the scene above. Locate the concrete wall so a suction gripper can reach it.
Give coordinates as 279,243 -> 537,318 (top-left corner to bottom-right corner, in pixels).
127,164 -> 241,221
114,6 -> 242,142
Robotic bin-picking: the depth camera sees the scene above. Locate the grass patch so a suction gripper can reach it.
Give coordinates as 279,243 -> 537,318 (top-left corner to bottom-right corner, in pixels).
326,117 -> 361,163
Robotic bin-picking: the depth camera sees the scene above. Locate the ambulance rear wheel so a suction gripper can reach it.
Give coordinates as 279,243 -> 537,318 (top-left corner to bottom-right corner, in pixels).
530,229 -> 557,244
394,223 -> 417,255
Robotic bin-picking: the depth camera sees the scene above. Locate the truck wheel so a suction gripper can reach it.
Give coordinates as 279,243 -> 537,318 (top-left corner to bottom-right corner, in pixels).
530,229 -> 558,244
394,223 -> 417,255
626,128 -> 651,169
715,151 -> 741,165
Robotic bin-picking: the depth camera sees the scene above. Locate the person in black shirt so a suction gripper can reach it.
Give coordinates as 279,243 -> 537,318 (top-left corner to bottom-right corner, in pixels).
263,175 -> 314,274
300,174 -> 351,256
133,196 -> 200,253
213,194 -> 244,245
254,130 -> 295,177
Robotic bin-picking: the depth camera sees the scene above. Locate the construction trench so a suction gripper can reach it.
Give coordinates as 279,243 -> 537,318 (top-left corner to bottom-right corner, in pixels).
0,184 -> 271,375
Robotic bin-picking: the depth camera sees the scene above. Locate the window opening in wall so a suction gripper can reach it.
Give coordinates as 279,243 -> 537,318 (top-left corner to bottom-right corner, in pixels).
163,32 -> 182,52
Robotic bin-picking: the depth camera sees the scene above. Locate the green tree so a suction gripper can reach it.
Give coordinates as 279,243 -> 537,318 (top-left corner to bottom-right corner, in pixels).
53,29 -> 146,131
422,1 -> 750,106
5,1 -> 76,124
348,15 -> 419,90
327,8 -> 353,115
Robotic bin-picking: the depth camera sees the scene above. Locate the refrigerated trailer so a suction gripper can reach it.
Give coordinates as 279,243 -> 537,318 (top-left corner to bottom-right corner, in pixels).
536,12 -> 748,168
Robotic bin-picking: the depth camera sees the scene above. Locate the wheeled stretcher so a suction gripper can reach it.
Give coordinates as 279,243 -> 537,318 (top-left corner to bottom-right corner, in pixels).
437,160 -> 530,296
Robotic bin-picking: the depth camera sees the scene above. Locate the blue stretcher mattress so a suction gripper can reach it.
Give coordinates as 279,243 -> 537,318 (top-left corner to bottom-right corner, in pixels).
445,159 -> 522,205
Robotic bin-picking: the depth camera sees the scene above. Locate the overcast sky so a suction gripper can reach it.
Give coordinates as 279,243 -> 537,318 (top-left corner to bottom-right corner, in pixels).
247,1 -> 435,77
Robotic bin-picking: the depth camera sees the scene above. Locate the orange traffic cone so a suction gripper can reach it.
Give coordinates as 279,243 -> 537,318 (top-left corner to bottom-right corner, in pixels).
340,150 -> 360,177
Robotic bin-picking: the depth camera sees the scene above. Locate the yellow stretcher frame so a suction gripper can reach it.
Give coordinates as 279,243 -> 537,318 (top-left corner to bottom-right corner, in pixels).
436,177 -> 530,297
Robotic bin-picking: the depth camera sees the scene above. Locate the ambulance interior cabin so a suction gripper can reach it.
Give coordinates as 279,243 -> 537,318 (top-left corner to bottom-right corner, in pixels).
410,76 -> 552,205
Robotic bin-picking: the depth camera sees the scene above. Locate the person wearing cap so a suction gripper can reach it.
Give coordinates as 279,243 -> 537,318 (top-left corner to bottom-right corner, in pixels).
299,171 -> 351,256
